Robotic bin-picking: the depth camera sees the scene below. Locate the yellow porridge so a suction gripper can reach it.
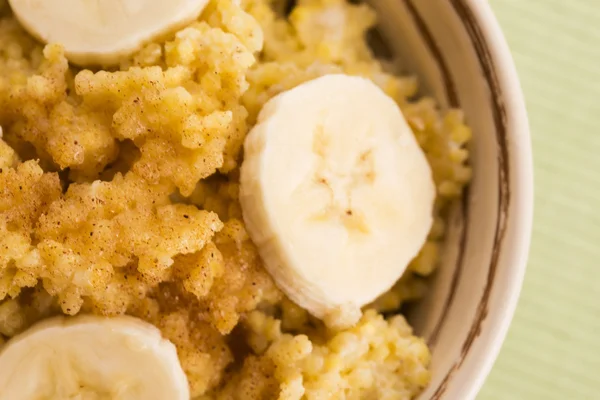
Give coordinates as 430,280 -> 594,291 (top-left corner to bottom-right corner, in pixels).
0,0 -> 471,398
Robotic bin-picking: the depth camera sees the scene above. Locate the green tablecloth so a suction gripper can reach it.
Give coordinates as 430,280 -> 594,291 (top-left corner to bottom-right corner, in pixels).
480,1 -> 600,399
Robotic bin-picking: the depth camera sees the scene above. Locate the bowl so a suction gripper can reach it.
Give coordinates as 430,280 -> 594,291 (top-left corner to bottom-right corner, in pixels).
370,0 -> 533,398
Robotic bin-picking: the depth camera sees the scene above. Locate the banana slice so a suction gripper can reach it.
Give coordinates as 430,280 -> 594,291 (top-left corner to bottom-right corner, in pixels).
8,0 -> 209,66
240,74 -> 435,329
0,315 -> 189,399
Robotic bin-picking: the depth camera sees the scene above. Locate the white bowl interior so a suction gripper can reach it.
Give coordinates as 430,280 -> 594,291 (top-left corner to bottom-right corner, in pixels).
369,0 -> 531,399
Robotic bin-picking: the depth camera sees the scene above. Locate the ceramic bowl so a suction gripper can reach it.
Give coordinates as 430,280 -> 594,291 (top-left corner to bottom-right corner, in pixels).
370,0 -> 533,398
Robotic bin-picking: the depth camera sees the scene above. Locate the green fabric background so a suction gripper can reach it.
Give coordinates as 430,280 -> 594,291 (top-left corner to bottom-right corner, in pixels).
479,1 -> 600,399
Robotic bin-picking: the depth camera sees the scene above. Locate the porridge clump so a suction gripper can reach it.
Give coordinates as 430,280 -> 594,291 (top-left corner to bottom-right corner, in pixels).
0,0 -> 471,398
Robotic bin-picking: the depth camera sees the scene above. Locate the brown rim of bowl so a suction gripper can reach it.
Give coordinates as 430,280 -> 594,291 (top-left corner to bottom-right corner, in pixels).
402,0 -> 511,398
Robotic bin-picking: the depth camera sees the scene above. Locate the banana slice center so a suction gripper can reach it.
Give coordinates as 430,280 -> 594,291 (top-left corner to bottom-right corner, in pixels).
311,123 -> 375,233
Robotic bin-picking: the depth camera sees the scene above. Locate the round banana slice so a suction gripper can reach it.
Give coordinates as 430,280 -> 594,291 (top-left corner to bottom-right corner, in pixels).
0,315 -> 189,399
8,0 -> 210,66
240,74 -> 435,329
